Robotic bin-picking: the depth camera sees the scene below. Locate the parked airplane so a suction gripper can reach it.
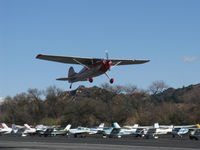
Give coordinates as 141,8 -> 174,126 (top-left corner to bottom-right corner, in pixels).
69,123 -> 104,138
108,123 -> 139,138
69,127 -> 91,138
172,128 -> 189,137
100,122 -> 128,138
35,124 -> 49,132
23,124 -> 37,136
36,53 -> 150,88
10,124 -> 36,137
144,123 -> 173,139
11,124 -> 25,136
50,124 -> 71,136
133,123 -> 173,138
88,123 -> 105,134
171,125 -> 198,138
0,123 -> 12,135
189,128 -> 200,140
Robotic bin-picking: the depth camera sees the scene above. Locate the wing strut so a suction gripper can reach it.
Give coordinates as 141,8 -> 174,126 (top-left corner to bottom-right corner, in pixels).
73,59 -> 90,69
111,61 -> 122,69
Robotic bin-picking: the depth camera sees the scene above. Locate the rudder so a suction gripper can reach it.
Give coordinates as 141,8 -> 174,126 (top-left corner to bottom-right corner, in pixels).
68,67 -> 76,77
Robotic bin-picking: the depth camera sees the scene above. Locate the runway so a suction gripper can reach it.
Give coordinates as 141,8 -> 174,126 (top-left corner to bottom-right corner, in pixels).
0,135 -> 199,150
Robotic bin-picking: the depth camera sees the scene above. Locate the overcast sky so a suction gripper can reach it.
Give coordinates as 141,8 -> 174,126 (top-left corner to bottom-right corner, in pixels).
1,0 -> 200,97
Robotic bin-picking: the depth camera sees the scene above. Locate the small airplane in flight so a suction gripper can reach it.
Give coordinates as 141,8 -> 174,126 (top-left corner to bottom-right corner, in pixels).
36,52 -> 150,88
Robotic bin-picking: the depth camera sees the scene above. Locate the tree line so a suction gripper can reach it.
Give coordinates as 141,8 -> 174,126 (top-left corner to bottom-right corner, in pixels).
0,81 -> 199,127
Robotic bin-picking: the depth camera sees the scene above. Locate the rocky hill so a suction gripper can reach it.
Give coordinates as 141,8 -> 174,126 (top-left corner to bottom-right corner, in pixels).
153,84 -> 200,103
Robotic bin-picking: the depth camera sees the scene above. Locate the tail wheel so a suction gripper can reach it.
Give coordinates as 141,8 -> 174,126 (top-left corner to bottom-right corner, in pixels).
110,78 -> 114,84
89,77 -> 93,83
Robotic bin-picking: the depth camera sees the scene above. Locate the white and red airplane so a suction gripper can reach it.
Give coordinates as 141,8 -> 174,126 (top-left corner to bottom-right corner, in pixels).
36,53 -> 150,88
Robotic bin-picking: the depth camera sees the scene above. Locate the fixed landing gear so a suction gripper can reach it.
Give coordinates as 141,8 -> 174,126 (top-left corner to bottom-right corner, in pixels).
105,73 -> 114,84
110,78 -> 114,84
70,83 -> 72,89
88,77 -> 93,83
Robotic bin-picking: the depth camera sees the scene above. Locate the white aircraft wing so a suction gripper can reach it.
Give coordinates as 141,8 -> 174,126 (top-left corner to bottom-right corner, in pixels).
173,125 -> 196,128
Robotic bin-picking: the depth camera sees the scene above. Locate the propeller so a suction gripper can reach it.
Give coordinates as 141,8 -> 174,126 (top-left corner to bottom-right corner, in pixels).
104,50 -> 114,84
105,50 -> 111,71
105,50 -> 109,60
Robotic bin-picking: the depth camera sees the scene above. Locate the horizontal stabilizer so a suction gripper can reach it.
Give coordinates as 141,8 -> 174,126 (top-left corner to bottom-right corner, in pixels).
56,78 -> 71,81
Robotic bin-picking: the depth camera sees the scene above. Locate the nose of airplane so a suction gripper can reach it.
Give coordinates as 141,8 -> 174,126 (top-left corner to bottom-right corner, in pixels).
108,61 -> 112,66
100,60 -> 112,72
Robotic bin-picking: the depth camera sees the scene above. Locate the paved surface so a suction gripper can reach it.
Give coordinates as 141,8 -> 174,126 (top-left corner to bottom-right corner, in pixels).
0,135 -> 199,150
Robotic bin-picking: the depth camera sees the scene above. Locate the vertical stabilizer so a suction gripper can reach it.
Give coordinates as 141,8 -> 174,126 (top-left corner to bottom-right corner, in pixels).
113,122 -> 121,129
12,124 -> 16,130
154,123 -> 159,129
2,123 -> 9,129
64,124 -> 71,131
12,124 -> 18,133
24,124 -> 31,129
68,67 -> 76,77
98,123 -> 105,128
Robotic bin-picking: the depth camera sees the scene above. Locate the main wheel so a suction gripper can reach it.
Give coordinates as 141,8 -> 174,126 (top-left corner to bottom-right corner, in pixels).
110,78 -> 114,84
89,77 -> 93,83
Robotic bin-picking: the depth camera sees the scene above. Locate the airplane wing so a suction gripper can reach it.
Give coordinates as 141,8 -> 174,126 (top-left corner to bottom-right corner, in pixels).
110,59 -> 150,66
36,54 -> 150,66
173,125 -> 196,128
36,54 -> 101,66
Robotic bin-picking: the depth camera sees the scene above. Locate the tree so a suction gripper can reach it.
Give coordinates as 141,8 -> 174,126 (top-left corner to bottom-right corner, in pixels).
149,80 -> 168,95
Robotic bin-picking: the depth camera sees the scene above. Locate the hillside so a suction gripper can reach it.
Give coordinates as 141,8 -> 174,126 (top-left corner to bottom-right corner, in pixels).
153,84 -> 200,103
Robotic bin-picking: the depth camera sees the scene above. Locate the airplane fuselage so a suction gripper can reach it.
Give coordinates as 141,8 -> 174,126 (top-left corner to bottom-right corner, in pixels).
69,60 -> 111,83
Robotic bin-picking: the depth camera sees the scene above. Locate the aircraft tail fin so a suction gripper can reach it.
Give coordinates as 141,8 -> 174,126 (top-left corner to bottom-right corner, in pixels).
64,124 -> 71,131
2,123 -> 9,129
56,66 -> 76,81
12,124 -> 16,130
24,124 -> 31,129
113,122 -> 121,129
68,66 -> 76,77
133,124 -> 139,128
154,123 -> 159,129
98,123 -> 105,128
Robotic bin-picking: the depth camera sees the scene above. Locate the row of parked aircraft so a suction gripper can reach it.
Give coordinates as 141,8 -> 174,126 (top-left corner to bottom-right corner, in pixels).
0,122 -> 200,140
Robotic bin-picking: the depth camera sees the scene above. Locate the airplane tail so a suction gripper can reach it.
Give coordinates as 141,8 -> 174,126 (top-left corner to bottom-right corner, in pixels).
24,124 -> 31,129
196,124 -> 200,128
68,66 -> 76,77
64,124 -> 71,131
2,123 -> 9,129
11,124 -> 18,133
154,123 -> 159,129
113,122 -> 121,129
12,124 -> 16,130
56,67 -> 76,82
98,123 -> 105,128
